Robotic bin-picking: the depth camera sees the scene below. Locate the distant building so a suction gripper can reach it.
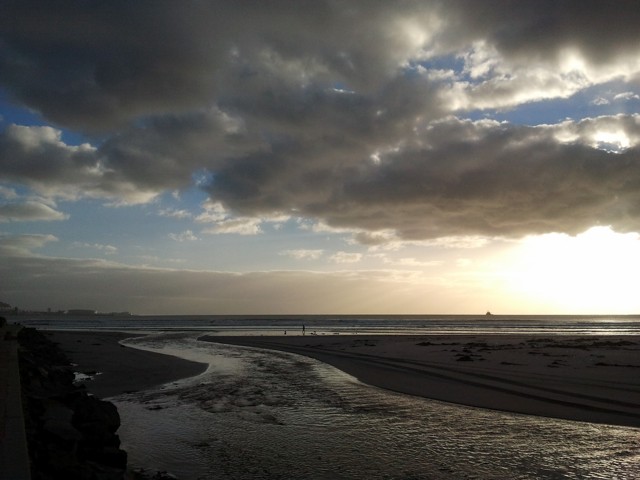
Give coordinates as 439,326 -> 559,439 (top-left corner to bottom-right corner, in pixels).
65,309 -> 98,315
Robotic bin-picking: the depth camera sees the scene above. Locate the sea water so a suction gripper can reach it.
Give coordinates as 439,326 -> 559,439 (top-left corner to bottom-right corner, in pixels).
12,313 -> 640,336
13,315 -> 640,478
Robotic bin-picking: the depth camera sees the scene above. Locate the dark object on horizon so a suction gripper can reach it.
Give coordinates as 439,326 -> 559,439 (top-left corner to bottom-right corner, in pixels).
66,309 -> 98,315
486,311 -> 492,316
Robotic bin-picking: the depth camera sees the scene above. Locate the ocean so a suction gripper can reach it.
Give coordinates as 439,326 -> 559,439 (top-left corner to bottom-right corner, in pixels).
12,314 -> 640,478
11,312 -> 640,335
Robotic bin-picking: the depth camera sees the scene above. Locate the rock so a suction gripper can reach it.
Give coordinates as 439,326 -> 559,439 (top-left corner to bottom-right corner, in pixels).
17,327 -> 128,480
41,401 -> 83,442
72,395 -> 121,439
43,417 -> 84,442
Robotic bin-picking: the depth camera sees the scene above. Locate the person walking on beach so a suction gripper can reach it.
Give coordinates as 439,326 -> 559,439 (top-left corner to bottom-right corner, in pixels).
302,324 -> 306,335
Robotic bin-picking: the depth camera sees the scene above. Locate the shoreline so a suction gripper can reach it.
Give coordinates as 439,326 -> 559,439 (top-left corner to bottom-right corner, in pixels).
45,329 -> 640,427
203,334 -> 640,428
46,330 -> 208,398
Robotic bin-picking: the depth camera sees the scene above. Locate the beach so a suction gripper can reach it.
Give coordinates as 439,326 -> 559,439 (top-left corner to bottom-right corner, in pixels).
48,330 -> 640,427
42,329 -> 640,478
204,333 -> 640,428
46,331 -> 208,398
45,330 -> 640,427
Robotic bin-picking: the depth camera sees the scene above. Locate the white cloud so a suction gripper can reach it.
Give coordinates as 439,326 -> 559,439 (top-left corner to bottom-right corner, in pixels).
168,230 -> 199,242
553,114 -> 640,152
195,201 -> 228,224
196,201 -> 262,235
329,251 -> 363,264
196,201 -> 289,236
202,217 -> 262,235
135,255 -> 185,266
0,186 -> 18,200
73,242 -> 118,254
614,91 -> 640,101
280,249 -> 324,260
0,201 -> 69,222
159,208 -> 193,219
422,236 -> 493,249
386,257 -> 444,267
351,230 -> 401,248
0,233 -> 58,256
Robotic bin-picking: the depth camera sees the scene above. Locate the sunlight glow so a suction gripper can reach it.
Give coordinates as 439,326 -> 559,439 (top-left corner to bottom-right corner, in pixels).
559,49 -> 587,75
503,227 -> 640,313
592,130 -> 630,152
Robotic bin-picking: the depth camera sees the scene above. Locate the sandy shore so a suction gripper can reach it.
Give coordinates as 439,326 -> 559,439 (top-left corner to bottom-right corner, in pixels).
204,334 -> 640,428
46,331 -> 208,398
44,330 -> 640,427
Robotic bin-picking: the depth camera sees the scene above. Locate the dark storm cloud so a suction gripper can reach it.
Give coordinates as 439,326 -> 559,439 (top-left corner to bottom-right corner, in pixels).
0,124 -> 158,202
97,108 -> 257,191
0,0 -> 424,130
2,1 -> 640,239
0,0 -> 227,130
209,116 -> 640,238
446,0 -> 640,65
3,0 -> 640,130
0,108 -> 256,200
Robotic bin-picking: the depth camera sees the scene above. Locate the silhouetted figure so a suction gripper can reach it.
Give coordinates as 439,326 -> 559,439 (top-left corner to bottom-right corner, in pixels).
302,325 -> 306,335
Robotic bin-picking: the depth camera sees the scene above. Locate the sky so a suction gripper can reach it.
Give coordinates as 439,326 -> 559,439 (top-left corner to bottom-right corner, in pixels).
2,1 -> 640,315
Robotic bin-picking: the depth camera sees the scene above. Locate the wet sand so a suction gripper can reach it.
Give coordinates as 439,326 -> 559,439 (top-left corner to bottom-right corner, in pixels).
46,331 -> 208,398
204,334 -> 640,427
45,330 -> 640,427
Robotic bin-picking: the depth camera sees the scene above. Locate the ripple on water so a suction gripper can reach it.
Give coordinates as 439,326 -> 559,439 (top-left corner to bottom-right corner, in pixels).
114,333 -> 640,480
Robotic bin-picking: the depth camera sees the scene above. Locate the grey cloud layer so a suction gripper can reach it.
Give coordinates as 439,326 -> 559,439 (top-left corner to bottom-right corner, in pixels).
0,251 -> 448,314
2,1 -> 640,238
211,116 -> 640,237
1,0 -> 425,129
4,1 -> 640,128
449,0 -> 640,65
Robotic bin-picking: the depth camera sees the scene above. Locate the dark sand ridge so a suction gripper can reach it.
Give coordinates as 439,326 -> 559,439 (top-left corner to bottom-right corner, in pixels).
46,331 -> 207,398
204,334 -> 640,428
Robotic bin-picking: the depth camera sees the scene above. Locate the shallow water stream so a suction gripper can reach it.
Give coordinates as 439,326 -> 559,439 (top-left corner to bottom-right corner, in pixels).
113,332 -> 640,479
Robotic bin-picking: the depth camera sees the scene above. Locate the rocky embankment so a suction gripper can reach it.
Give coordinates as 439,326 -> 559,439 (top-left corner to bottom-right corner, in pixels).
17,327 -> 127,480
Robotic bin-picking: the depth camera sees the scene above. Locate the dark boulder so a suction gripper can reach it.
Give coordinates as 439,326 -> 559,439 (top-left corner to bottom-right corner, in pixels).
17,327 -> 128,480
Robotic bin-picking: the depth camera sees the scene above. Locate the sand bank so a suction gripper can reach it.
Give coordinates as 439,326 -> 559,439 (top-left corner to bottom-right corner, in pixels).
204,334 -> 640,428
47,331 -> 208,398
